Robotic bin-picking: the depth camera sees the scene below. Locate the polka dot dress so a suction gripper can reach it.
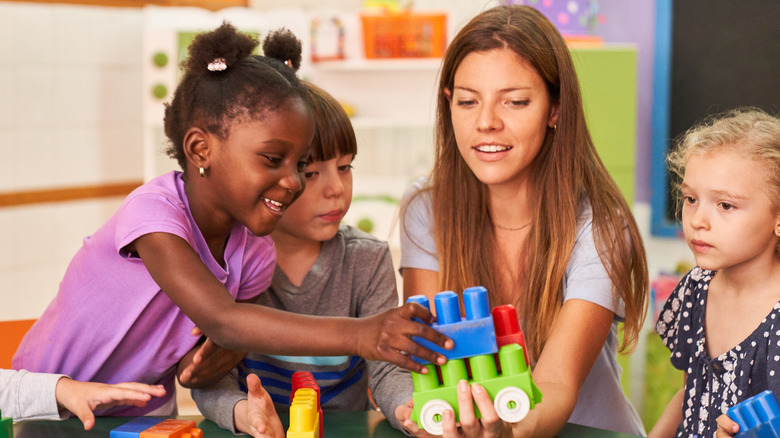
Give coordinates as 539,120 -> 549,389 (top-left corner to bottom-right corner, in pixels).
655,267 -> 780,437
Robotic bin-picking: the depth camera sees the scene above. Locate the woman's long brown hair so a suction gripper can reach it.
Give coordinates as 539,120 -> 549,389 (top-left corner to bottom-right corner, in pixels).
407,5 -> 648,361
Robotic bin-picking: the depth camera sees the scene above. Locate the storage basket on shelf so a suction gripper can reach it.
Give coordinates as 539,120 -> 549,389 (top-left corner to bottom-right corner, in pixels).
360,12 -> 446,59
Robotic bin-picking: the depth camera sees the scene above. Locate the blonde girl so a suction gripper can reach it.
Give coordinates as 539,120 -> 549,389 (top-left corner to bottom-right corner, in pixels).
652,108 -> 780,438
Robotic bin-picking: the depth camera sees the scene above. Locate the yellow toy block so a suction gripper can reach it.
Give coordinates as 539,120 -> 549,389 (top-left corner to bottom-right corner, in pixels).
287,388 -> 320,438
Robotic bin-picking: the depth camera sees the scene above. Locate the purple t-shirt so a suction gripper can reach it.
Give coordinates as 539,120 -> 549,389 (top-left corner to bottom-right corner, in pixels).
13,171 -> 275,416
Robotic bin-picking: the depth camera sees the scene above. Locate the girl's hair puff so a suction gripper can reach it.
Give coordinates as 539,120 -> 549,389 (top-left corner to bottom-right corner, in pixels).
164,22 -> 310,172
301,81 -> 357,162
668,107 -> 780,217
406,5 -> 648,360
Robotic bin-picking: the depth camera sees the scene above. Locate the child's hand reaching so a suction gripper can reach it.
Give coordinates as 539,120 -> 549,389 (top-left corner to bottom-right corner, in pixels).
234,374 -> 285,438
54,377 -> 166,430
357,302 -> 453,374
716,414 -> 740,437
177,327 -> 247,388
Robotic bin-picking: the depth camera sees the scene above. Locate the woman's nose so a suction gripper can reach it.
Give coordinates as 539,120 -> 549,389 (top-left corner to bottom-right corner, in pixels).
477,105 -> 502,131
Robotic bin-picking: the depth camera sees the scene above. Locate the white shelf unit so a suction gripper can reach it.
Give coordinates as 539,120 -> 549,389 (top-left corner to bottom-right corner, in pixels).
307,58 -> 442,248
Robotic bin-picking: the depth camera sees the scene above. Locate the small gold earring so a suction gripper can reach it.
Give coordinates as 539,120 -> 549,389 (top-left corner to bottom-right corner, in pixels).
199,167 -> 205,177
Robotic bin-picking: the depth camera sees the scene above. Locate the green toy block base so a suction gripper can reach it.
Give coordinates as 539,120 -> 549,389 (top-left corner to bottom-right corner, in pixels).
0,416 -> 12,438
410,345 -> 542,435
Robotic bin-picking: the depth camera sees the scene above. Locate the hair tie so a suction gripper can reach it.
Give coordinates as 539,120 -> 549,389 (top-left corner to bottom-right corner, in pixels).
207,58 -> 227,72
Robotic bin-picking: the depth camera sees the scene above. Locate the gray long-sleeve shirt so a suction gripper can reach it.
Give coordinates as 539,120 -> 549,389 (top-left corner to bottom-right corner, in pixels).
0,369 -> 66,422
192,226 -> 413,434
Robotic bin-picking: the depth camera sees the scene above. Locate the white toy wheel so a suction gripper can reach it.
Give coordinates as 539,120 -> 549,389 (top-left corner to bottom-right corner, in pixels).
493,387 -> 531,423
419,399 -> 453,435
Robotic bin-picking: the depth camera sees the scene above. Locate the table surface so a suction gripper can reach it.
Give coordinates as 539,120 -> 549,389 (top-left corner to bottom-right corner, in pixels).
13,411 -> 642,437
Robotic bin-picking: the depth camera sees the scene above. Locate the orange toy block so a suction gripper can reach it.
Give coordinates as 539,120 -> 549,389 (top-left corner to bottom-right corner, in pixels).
139,419 -> 202,438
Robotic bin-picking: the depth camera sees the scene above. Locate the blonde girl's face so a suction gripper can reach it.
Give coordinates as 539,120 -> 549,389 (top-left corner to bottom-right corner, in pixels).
273,153 -> 354,243
446,48 -> 558,190
681,148 -> 780,272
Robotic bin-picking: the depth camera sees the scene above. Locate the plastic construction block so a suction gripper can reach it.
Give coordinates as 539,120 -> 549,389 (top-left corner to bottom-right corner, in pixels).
492,304 -> 529,363
407,287 -> 498,363
287,388 -> 320,438
289,372 -> 322,438
139,419 -> 202,438
0,409 -> 12,438
728,390 -> 780,438
110,417 -> 165,438
410,343 -> 542,436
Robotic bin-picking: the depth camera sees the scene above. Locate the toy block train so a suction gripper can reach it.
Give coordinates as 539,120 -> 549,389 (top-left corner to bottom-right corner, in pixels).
406,287 -> 542,435
287,371 -> 322,438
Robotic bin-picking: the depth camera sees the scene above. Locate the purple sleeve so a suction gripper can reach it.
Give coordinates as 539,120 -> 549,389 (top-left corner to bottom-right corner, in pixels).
114,192 -> 193,258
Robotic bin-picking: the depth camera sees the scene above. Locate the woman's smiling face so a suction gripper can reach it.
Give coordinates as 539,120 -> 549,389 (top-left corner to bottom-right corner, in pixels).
447,48 -> 558,191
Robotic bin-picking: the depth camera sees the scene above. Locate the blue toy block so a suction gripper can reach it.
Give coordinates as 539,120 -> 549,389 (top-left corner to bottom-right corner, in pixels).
728,390 -> 780,438
407,287 -> 498,364
110,417 -> 165,438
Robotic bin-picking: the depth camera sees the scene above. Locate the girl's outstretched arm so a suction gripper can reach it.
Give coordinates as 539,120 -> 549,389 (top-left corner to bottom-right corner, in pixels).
133,232 -> 451,373
511,299 -> 614,437
649,383 -> 684,438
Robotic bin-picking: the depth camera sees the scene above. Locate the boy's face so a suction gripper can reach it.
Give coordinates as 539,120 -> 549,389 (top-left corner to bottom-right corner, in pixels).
273,153 -> 354,243
680,149 -> 780,272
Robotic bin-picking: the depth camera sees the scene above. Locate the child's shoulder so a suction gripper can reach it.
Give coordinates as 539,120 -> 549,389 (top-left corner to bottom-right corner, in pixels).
679,266 -> 715,289
123,171 -> 184,206
338,224 -> 387,247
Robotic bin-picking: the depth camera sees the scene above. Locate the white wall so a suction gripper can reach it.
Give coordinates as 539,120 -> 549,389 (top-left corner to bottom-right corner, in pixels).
0,0 -> 691,322
0,2 -> 145,320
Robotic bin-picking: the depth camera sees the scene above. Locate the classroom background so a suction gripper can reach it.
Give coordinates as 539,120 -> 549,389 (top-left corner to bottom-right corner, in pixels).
1,0 -> 776,432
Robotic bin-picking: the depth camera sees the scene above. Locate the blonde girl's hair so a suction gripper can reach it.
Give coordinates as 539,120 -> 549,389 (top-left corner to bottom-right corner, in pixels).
404,5 -> 648,360
668,107 -> 780,241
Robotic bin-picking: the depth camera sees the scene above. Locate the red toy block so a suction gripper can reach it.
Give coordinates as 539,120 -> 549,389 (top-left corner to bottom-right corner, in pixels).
492,305 -> 529,363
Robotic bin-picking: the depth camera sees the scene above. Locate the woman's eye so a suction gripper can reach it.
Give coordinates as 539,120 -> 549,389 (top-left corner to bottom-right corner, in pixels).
456,99 -> 477,107
509,99 -> 530,107
338,164 -> 353,173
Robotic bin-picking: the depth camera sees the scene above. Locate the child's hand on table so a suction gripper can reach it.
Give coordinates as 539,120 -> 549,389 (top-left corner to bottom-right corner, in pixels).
55,378 -> 166,431
177,326 -> 247,388
234,373 -> 285,438
357,301 -> 453,374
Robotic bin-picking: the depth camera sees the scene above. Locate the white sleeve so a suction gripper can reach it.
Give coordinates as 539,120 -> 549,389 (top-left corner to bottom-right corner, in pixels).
562,204 -> 625,319
0,369 -> 67,422
399,179 -> 439,272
